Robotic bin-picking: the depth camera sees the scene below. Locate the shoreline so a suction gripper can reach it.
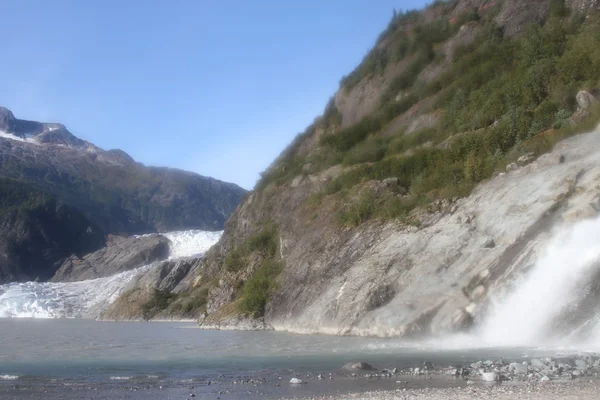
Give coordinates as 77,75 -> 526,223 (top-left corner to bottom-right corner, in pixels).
279,380 -> 600,400
2,375 -> 599,400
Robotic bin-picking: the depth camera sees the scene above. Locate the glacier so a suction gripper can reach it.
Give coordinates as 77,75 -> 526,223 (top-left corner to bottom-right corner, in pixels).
0,230 -> 222,319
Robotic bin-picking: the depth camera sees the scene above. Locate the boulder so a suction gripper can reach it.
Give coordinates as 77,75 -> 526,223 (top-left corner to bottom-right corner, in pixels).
51,235 -> 171,282
481,372 -> 497,382
575,359 -> 589,371
530,359 -> 546,369
516,153 -> 536,167
344,362 -> 376,371
510,362 -> 528,375
576,90 -> 599,110
506,162 -> 519,172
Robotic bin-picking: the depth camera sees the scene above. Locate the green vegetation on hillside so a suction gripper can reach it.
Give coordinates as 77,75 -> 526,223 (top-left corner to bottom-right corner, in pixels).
141,289 -> 177,320
225,223 -> 283,317
239,259 -> 283,318
0,179 -> 50,215
257,2 -> 600,227
137,224 -> 283,320
168,287 -> 210,315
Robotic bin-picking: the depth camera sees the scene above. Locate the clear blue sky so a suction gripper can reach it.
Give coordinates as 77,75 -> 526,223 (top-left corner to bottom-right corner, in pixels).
0,0 -> 428,189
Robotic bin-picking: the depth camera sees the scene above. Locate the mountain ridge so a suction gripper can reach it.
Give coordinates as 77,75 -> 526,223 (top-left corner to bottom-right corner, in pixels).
0,106 -> 247,234
0,107 -> 246,283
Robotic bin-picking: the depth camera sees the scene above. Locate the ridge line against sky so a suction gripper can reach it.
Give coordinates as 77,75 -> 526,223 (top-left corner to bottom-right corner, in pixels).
0,1 -> 429,189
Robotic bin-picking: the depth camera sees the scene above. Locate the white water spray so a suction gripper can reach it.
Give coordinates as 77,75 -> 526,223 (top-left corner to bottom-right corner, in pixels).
0,230 -> 222,318
479,215 -> 600,347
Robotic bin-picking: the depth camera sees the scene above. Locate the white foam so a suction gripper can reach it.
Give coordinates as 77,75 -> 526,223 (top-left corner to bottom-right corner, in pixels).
0,375 -> 19,380
109,376 -> 131,380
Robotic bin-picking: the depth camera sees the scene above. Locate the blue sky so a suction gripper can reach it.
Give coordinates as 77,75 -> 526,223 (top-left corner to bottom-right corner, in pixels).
0,1 -> 428,189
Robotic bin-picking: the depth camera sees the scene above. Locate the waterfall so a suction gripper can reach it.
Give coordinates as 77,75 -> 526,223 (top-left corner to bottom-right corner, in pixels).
479,216 -> 600,347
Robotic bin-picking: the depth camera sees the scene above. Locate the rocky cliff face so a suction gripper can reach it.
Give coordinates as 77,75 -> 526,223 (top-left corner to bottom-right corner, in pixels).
107,0 -> 600,335
180,103 -> 600,338
269,131 -> 600,336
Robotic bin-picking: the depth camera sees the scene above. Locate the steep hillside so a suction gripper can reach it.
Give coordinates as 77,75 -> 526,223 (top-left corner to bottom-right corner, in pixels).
0,107 -> 246,234
107,0 -> 600,334
0,179 -> 106,283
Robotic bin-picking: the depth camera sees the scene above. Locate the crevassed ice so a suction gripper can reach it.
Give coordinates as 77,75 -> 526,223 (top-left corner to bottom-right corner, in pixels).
163,230 -> 222,259
0,230 -> 221,319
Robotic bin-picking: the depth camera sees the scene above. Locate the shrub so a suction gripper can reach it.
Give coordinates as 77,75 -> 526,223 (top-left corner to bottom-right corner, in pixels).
224,249 -> 245,272
141,289 -> 176,320
246,223 -> 278,257
240,260 -> 284,317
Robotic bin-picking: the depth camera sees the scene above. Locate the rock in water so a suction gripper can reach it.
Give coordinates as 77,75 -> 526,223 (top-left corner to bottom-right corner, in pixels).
343,362 -> 376,371
289,378 -> 303,384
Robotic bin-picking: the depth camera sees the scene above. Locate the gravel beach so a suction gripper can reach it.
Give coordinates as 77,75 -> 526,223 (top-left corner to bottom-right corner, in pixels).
2,377 -> 599,400
284,380 -> 600,400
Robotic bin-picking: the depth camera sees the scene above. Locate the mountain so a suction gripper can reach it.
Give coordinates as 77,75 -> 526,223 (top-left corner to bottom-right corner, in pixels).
104,0 -> 600,334
0,107 -> 246,233
0,107 -> 246,282
0,179 -> 106,282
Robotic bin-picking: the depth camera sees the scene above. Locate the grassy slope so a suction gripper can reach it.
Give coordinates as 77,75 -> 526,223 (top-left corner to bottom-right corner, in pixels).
257,1 -> 600,227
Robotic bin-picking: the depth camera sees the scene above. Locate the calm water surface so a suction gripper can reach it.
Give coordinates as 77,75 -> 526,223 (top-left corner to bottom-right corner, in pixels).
0,319 -> 576,399
0,319 -> 558,379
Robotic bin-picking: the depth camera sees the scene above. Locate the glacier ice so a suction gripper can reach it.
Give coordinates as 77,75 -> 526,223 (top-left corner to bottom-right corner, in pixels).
0,230 -> 221,319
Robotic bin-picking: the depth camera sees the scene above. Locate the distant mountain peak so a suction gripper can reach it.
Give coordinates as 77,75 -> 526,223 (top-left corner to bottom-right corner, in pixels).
0,106 -> 77,142
0,106 -> 90,149
36,126 -> 86,148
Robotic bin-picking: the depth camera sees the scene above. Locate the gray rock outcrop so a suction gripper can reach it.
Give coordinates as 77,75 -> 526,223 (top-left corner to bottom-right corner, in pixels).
51,235 -> 171,282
